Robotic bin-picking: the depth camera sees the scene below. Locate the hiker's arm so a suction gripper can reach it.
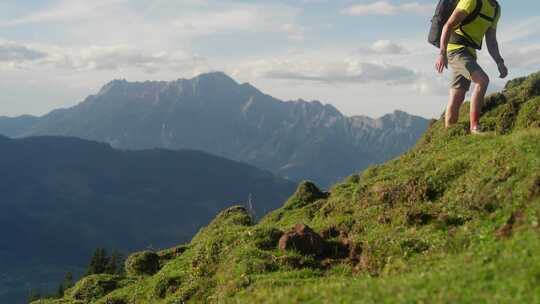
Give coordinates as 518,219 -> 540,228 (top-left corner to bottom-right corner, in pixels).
436,9 -> 468,73
486,27 -> 508,78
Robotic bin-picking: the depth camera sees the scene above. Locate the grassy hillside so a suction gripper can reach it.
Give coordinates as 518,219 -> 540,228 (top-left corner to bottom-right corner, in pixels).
35,71 -> 540,303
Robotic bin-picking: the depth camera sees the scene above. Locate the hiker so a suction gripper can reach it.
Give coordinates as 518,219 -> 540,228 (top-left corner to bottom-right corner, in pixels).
432,0 -> 508,134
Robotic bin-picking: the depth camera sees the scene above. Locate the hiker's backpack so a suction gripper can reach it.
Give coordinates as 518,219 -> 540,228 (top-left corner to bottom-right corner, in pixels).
428,0 -> 499,50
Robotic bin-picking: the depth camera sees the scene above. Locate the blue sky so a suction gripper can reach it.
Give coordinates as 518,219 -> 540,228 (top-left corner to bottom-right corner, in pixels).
1,0 -> 539,118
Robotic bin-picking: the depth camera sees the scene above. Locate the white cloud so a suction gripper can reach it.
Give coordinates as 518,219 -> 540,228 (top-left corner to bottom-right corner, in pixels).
342,1 -> 433,16
172,9 -> 261,34
170,6 -> 304,41
412,76 -> 449,96
0,0 -> 128,26
2,1 -> 305,42
300,0 -> 328,4
500,16 -> 540,43
49,45 -> 205,73
0,43 -> 47,62
0,42 -> 207,74
264,62 -> 416,84
505,44 -> 540,69
358,40 -> 408,55
234,52 -> 417,85
281,23 -> 305,42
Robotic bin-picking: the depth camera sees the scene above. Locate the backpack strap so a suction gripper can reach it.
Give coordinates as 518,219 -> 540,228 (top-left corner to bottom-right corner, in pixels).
495,1 -> 500,21
478,2 -> 499,22
461,0 -> 483,27
449,0 -> 483,49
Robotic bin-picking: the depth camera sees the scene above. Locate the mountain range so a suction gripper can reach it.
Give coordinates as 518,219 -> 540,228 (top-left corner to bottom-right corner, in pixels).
0,135 -> 295,304
0,72 -> 430,187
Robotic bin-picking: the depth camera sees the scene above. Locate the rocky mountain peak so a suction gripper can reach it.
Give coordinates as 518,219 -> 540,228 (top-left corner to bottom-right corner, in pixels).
97,79 -> 129,95
0,72 -> 430,187
193,71 -> 237,84
190,71 -> 240,93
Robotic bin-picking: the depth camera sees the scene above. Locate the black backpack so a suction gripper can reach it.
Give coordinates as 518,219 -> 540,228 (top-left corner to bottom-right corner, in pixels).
428,0 -> 499,50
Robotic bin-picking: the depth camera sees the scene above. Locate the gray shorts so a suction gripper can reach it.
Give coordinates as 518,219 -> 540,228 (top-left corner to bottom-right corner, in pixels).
448,48 -> 484,91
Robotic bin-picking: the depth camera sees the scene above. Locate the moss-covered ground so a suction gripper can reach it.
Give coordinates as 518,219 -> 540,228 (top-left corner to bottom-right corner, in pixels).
34,71 -> 540,303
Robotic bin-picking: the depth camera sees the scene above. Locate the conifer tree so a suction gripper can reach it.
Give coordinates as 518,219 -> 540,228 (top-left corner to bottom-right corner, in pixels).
64,272 -> 74,289
28,288 -> 41,302
56,284 -> 64,298
106,250 -> 123,274
87,247 -> 110,275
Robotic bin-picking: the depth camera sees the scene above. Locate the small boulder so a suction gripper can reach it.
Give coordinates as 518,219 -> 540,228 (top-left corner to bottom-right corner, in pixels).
278,224 -> 326,256
125,251 -> 160,276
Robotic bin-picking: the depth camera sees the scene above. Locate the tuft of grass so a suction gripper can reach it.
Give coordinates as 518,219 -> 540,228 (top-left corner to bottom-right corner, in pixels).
515,97 -> 540,130
283,181 -> 328,210
125,251 -> 161,276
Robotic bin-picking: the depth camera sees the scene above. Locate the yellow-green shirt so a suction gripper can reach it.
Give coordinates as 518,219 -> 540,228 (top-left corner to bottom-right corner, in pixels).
447,0 -> 500,56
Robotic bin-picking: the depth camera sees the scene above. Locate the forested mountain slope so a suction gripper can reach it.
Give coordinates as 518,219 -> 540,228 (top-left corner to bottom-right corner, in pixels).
0,136 -> 295,304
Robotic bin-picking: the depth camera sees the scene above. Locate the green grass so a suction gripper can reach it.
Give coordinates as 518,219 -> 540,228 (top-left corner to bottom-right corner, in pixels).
36,71 -> 540,304
229,230 -> 540,304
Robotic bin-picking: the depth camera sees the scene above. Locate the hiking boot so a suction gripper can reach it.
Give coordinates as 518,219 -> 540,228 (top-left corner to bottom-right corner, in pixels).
470,126 -> 486,135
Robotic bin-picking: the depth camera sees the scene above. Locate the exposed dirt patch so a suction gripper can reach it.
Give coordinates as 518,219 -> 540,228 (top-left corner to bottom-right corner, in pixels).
378,214 -> 391,224
365,178 -> 438,209
354,248 -> 384,277
400,239 -> 430,254
320,226 -> 340,239
406,211 -> 435,226
495,210 -> 525,239
153,276 -> 182,298
321,227 -> 359,266
279,224 -> 326,256
253,227 -> 284,250
529,175 -> 540,200
276,255 -> 320,269
158,245 -> 189,260
437,214 -> 467,228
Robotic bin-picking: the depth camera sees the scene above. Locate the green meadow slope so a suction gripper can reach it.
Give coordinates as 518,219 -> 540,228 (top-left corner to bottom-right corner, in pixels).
36,72 -> 540,304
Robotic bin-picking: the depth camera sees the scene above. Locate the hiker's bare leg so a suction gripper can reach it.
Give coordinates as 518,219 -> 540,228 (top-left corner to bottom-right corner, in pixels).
470,70 -> 490,130
445,88 -> 466,128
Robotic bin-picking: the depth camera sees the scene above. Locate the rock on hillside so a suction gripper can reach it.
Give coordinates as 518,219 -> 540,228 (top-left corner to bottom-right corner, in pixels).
35,71 -> 540,304
0,72 -> 430,187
